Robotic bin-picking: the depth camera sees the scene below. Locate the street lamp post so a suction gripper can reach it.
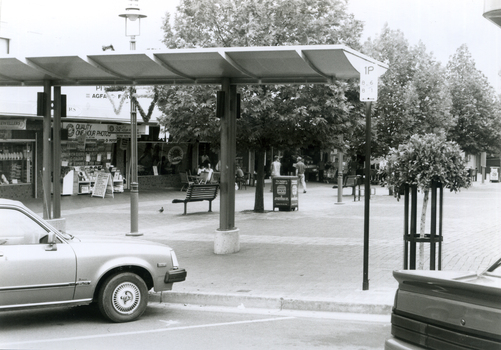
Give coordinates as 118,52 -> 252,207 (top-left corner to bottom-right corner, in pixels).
119,0 -> 146,236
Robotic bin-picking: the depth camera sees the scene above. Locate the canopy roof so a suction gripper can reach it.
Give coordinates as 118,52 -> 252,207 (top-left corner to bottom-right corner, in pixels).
0,45 -> 387,87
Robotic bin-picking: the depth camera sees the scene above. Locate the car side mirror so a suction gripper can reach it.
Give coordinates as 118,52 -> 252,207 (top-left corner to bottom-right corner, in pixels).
45,231 -> 57,251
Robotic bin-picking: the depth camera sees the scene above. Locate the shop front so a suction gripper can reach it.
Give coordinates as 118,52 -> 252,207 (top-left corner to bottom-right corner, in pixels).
0,118 -> 43,200
136,141 -> 191,190
57,122 -> 189,194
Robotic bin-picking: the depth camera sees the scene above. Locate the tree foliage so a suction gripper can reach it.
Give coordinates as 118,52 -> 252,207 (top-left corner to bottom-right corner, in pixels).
362,25 -> 453,157
446,44 -> 501,155
159,0 -> 364,211
386,134 -> 471,199
156,85 -> 221,146
162,0 -> 362,49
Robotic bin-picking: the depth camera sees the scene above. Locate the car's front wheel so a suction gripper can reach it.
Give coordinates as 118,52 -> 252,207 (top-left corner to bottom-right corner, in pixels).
98,272 -> 148,322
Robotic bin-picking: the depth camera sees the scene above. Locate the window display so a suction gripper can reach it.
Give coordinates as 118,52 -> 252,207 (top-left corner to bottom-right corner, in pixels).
0,142 -> 33,185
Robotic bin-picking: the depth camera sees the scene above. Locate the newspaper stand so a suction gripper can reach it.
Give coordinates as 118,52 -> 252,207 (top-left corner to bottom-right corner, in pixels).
272,176 -> 299,211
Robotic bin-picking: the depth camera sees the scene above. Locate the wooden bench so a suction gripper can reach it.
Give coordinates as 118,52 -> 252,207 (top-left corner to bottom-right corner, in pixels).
172,184 -> 219,215
332,175 -> 362,201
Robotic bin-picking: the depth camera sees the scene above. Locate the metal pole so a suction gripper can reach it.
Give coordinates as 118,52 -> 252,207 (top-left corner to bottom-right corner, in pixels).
410,186 -> 418,269
130,35 -> 136,51
430,182 -> 437,270
42,81 -> 52,220
128,86 -> 141,236
127,33 -> 141,236
53,86 -> 62,218
438,184 -> 443,270
362,101 -> 372,290
219,79 -> 237,230
403,185 -> 409,269
336,136 -> 344,204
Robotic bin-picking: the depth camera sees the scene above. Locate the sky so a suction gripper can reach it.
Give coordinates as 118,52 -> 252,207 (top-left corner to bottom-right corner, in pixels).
0,0 -> 500,93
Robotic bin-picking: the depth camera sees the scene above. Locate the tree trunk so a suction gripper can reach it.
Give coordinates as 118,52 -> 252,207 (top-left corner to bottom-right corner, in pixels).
419,189 -> 429,269
254,150 -> 265,212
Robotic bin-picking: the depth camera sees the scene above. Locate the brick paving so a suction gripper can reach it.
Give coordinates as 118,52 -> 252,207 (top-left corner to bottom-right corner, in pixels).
23,179 -> 501,314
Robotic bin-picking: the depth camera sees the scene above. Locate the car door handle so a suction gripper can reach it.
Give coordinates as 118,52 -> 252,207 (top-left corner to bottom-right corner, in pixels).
0,252 -> 3,257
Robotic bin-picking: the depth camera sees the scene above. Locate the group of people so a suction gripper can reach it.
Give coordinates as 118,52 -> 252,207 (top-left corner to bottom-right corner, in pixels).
195,163 -> 214,183
198,155 -> 308,192
270,155 -> 307,193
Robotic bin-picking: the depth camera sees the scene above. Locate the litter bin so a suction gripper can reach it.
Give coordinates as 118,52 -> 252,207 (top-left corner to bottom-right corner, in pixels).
272,176 -> 298,211
490,167 -> 499,182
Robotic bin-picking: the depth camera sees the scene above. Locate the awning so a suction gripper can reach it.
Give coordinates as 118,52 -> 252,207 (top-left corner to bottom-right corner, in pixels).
0,45 -> 387,87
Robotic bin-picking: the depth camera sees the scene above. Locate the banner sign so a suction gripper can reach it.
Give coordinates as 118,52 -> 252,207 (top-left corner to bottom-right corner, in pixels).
63,123 -> 117,143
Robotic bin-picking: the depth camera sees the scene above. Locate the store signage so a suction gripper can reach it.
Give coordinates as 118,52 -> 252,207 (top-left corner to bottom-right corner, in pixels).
0,119 -> 26,130
92,172 -> 114,198
62,122 -> 118,143
107,124 -> 149,136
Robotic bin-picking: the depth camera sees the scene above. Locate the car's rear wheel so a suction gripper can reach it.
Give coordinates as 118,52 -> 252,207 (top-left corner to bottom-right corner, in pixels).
98,272 -> 148,322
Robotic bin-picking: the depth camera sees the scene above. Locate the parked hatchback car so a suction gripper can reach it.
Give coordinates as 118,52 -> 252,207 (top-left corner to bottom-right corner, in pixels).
385,258 -> 501,349
0,198 -> 186,322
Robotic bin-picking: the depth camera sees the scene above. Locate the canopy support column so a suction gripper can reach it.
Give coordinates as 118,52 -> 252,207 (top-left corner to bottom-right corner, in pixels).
215,78 -> 240,254
42,81 -> 52,220
52,86 -> 62,218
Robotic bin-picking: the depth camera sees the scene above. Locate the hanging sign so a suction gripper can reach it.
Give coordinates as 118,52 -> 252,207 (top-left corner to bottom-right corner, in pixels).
92,173 -> 114,198
360,64 -> 378,102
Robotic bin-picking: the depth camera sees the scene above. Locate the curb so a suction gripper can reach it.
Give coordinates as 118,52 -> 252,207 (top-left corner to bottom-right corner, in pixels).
149,292 -> 393,315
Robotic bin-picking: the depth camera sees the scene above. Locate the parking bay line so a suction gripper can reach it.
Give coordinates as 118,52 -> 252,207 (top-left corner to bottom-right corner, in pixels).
0,316 -> 296,347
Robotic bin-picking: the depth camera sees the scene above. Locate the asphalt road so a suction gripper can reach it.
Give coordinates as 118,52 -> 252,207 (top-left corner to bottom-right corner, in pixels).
0,303 -> 390,350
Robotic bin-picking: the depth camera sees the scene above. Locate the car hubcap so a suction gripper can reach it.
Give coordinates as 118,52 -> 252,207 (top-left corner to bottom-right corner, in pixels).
112,282 -> 141,314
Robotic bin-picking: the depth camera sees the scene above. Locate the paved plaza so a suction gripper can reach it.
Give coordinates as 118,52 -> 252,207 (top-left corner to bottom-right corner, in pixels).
24,179 -> 501,314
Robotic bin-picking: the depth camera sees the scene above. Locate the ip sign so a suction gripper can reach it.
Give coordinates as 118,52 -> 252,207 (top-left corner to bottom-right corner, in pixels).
360,65 -> 378,101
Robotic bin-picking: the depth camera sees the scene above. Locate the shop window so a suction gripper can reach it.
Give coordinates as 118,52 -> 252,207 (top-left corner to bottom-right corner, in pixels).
0,142 -> 34,185
138,142 -> 187,176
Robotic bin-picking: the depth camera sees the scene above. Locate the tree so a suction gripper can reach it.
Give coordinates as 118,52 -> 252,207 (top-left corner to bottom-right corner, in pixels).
386,134 -> 471,268
446,44 -> 501,155
159,0 -> 363,212
157,85 -> 221,146
362,25 -> 453,158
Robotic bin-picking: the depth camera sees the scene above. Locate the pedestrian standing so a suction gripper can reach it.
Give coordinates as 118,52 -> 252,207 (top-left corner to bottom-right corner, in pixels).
270,156 -> 281,192
294,156 -> 307,193
235,165 -> 245,189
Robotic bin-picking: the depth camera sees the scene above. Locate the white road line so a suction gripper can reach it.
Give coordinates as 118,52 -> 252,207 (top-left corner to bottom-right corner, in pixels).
0,316 -> 295,346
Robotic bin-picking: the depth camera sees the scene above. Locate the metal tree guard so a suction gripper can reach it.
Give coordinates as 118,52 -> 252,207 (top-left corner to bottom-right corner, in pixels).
403,181 -> 443,270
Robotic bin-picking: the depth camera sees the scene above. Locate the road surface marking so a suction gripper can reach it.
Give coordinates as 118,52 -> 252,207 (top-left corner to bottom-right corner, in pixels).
0,316 -> 296,346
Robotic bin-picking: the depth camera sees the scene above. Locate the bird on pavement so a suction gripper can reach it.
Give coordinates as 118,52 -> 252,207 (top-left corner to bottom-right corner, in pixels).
159,207 -> 164,213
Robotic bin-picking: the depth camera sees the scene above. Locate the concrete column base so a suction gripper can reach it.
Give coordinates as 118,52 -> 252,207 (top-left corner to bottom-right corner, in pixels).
214,228 -> 240,255
46,218 -> 66,233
